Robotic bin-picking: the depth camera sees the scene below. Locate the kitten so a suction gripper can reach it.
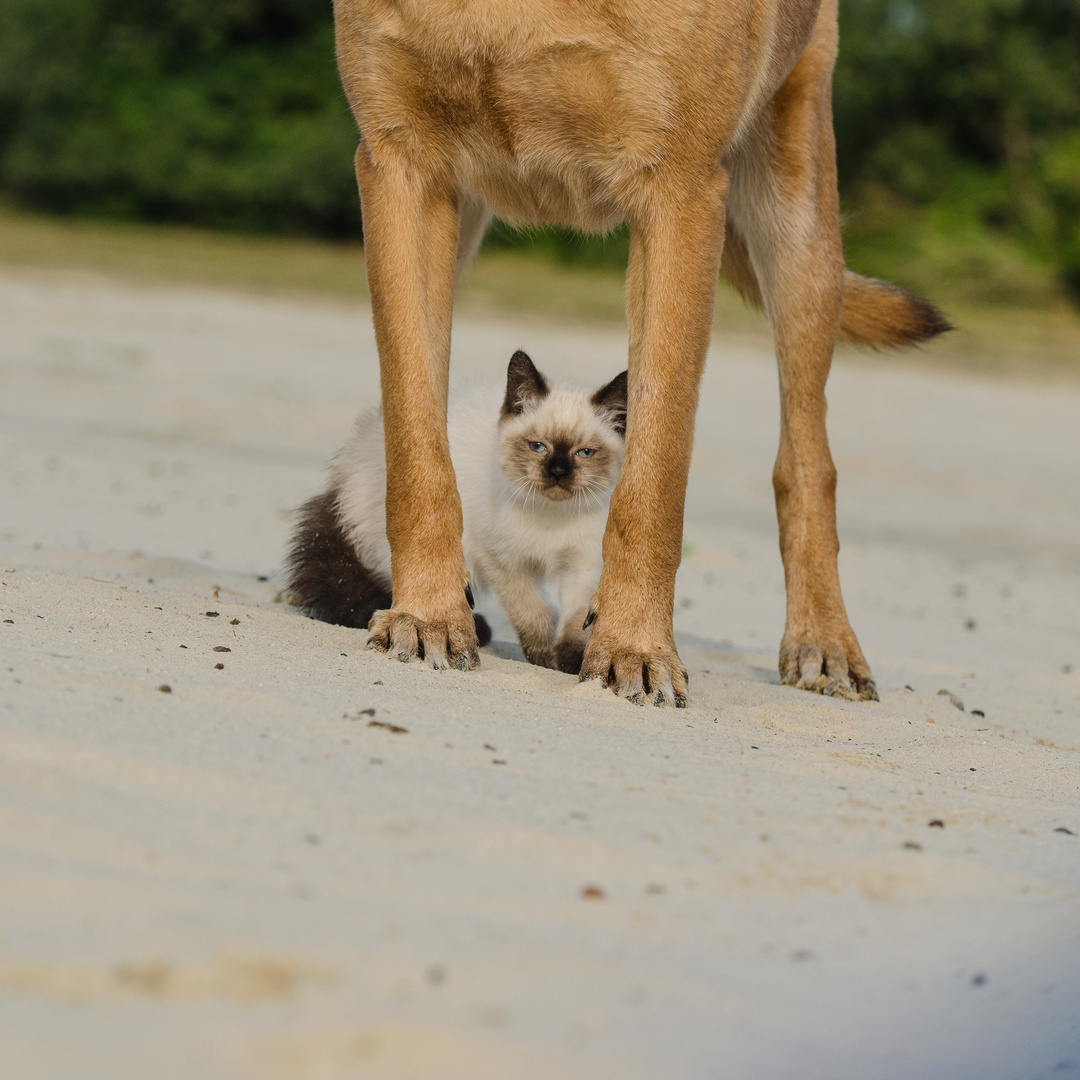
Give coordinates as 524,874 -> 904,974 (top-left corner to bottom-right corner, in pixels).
286,351 -> 627,674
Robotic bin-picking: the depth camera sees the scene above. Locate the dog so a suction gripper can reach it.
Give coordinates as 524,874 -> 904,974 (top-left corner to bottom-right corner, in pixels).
332,0 -> 949,706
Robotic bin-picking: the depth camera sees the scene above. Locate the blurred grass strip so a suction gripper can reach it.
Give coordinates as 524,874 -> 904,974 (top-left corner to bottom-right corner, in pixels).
0,204 -> 764,331
0,205 -> 368,297
1,205 -> 1076,379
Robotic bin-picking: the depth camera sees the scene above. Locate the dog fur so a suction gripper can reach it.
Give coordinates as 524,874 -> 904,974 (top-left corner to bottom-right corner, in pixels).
332,0 -> 949,704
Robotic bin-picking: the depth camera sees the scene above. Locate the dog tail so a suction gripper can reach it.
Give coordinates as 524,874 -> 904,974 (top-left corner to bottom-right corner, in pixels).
720,226 -> 952,349
837,271 -> 952,347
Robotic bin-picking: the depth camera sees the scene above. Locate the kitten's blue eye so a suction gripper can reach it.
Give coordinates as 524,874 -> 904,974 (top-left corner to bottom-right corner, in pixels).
576,447 -> 596,458
529,441 -> 546,453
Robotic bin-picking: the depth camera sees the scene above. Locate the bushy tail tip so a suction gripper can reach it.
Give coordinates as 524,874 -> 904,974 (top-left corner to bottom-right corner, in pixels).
719,225 -> 952,350
839,271 -> 953,349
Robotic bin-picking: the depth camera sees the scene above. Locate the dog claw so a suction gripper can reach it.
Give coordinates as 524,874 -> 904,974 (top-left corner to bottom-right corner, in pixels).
782,638 -> 876,703
368,608 -> 478,671
579,633 -> 689,708
823,676 -> 857,701
425,640 -> 449,670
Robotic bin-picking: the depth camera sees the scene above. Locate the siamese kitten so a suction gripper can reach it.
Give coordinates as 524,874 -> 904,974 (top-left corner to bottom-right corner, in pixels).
286,351 -> 627,674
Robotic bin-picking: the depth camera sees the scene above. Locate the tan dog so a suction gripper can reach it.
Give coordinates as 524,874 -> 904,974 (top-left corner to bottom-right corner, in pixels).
333,0 -> 948,705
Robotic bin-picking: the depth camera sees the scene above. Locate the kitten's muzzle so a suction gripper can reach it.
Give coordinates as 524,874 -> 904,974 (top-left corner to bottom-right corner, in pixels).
544,451 -> 573,483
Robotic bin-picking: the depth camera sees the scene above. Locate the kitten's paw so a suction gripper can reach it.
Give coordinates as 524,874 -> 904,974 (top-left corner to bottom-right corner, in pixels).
553,636 -> 586,675
579,632 -> 688,708
367,605 -> 480,671
520,644 -> 556,669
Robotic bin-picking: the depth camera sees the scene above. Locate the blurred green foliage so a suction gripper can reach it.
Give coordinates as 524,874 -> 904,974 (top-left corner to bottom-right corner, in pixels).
0,0 -> 1077,303
835,0 -> 1080,304
0,0 -> 361,233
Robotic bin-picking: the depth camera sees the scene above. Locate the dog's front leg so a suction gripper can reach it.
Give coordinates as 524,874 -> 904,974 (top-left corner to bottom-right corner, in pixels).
355,146 -> 478,670
580,173 -> 728,707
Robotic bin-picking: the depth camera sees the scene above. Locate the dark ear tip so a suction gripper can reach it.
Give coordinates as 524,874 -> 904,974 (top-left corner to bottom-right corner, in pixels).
503,350 -> 548,415
506,349 -> 539,383
591,370 -> 628,434
592,369 -> 628,404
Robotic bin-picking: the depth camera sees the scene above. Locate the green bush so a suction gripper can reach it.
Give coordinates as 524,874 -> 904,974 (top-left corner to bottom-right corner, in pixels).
0,0 -> 1078,301
0,0 -> 361,234
835,0 -> 1080,303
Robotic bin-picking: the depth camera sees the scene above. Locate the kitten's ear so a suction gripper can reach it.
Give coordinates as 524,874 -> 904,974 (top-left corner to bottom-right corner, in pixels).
591,370 -> 628,435
502,350 -> 550,416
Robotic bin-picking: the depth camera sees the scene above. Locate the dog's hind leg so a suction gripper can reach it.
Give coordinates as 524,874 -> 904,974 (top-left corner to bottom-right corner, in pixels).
579,170 -> 728,707
355,145 -> 479,671
726,6 -> 877,701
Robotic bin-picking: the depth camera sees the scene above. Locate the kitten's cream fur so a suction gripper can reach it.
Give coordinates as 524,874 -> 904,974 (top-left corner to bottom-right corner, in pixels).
292,352 -> 626,673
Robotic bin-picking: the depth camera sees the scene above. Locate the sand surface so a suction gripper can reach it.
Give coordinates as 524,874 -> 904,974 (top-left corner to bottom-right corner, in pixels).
1,267 -> 1078,1079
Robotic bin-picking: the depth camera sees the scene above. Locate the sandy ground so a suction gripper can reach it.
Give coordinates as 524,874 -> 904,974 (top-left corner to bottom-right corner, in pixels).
1,266 -> 1078,1080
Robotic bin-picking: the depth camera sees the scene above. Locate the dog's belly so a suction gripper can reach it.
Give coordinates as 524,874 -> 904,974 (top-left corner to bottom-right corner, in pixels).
338,0 -> 819,230
348,8 -> 677,230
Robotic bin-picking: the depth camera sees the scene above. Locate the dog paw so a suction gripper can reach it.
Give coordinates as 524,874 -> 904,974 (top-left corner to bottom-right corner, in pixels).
780,640 -> 878,702
579,634 -> 688,708
367,607 -> 480,671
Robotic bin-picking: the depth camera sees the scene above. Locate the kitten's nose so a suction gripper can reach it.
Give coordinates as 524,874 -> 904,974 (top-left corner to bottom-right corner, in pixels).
545,453 -> 572,481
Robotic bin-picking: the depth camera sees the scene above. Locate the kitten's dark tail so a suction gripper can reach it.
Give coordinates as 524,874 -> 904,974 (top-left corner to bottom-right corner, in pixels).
285,488 -> 491,646
286,489 -> 392,629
